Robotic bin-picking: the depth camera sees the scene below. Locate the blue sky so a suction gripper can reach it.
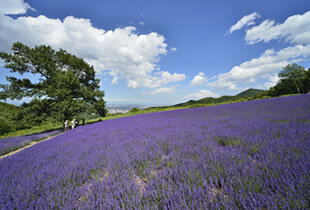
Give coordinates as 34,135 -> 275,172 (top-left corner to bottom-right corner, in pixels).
0,0 -> 310,105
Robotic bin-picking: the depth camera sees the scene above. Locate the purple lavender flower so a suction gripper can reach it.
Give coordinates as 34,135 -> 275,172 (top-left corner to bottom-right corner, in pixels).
0,95 -> 309,208
0,129 -> 62,156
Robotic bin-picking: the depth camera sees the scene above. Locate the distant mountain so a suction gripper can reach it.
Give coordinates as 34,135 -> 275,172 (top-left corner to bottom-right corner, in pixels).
173,88 -> 267,107
235,88 -> 267,98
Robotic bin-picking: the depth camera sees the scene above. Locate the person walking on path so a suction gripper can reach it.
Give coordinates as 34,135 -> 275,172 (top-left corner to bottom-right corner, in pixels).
71,119 -> 76,129
64,120 -> 69,131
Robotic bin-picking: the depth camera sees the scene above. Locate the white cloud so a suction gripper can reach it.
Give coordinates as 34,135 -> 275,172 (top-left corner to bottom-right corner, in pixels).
208,44 -> 310,90
0,3 -> 185,89
152,86 -> 177,95
246,11 -> 310,45
170,47 -> 177,52
157,71 -> 185,85
263,74 -> 280,88
186,89 -> 219,100
229,12 -> 260,34
138,21 -> 145,25
216,11 -> 310,90
0,0 -> 34,15
190,72 -> 207,86
124,71 -> 185,88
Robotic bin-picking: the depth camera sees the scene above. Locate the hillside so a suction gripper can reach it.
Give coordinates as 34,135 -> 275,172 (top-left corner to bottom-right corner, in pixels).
235,88 -> 267,97
173,88 -> 267,107
1,94 -> 308,208
0,101 -> 19,120
0,102 -> 19,135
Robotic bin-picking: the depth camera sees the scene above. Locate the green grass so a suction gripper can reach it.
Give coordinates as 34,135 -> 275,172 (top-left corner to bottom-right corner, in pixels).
278,93 -> 300,97
87,106 -> 188,123
216,136 -> 241,147
0,122 -> 62,138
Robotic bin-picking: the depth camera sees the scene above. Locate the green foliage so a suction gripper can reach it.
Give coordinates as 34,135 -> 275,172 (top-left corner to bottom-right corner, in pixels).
302,68 -> 310,93
93,98 -> 107,117
134,159 -> 150,177
268,64 -> 310,96
129,107 -> 141,113
0,102 -> 19,135
16,99 -> 53,129
0,116 -> 15,135
249,144 -> 260,156
235,88 -> 267,97
0,42 -> 107,123
216,136 -> 241,147
0,101 -> 19,120
278,64 -> 305,94
0,122 -> 62,138
174,88 -> 267,107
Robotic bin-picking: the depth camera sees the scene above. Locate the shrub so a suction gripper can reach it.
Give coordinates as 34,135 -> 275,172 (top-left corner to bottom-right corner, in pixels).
0,117 -> 15,135
129,107 -> 141,113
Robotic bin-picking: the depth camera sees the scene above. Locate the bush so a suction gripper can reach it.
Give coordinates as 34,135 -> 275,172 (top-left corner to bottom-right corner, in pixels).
0,117 -> 15,136
129,107 -> 140,113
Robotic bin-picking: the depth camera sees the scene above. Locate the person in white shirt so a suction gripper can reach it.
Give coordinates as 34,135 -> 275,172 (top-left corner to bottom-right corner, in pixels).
71,119 -> 76,129
64,120 -> 69,130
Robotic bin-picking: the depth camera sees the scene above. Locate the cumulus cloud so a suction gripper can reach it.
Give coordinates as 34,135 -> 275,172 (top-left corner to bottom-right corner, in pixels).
190,72 -> 207,86
0,1 -> 185,89
126,71 -> 185,88
229,12 -> 260,34
213,11 -> 310,90
208,44 -> 310,90
246,11 -> 310,45
186,89 -> 219,100
152,86 -> 177,95
263,74 -> 280,88
0,0 -> 34,15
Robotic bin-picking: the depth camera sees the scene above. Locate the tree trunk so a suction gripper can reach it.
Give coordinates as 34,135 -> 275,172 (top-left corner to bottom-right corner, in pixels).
293,80 -> 300,94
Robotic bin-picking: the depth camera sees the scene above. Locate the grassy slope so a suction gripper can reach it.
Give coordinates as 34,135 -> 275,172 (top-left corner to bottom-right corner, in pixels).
0,88 -> 278,138
235,88 -> 266,97
90,89 -> 269,123
0,101 -> 63,138
174,88 -> 267,107
0,123 -> 63,138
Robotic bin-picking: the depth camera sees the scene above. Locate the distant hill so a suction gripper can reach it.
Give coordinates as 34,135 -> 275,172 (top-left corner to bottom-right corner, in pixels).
173,88 -> 267,107
0,101 -> 19,119
0,101 -> 19,135
235,88 -> 267,98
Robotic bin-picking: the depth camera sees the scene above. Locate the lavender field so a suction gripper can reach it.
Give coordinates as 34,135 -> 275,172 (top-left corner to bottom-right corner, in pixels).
0,129 -> 62,156
0,95 -> 309,209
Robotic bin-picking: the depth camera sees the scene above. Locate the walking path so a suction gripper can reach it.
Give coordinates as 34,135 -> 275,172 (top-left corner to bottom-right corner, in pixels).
0,132 -> 63,160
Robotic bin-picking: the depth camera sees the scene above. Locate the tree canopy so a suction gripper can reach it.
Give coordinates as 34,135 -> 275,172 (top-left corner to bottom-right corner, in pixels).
268,63 -> 310,96
0,42 -> 107,122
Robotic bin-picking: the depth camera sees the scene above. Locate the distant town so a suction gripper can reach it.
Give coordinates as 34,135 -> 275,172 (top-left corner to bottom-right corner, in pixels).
107,105 -> 148,114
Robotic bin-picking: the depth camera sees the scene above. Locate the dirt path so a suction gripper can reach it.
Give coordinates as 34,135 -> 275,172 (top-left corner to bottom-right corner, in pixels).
0,132 -> 63,160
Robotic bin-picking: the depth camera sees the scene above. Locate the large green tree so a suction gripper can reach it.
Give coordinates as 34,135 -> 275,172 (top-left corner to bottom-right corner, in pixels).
0,42 -> 107,122
268,63 -> 310,96
302,68 -> 310,93
278,63 -> 305,94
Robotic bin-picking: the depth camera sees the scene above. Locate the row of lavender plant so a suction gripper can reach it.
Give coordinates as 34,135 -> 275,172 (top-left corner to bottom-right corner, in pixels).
0,95 -> 309,209
0,129 -> 62,156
